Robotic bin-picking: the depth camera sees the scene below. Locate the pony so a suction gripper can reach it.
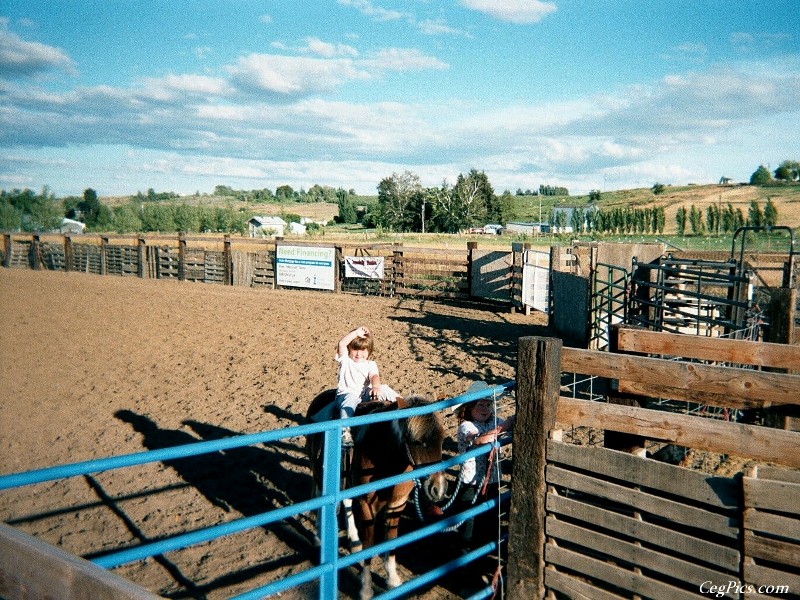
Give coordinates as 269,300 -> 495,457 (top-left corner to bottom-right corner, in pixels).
305,388 -> 447,600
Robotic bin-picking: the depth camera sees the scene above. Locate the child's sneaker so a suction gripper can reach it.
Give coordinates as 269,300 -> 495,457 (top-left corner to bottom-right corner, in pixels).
341,427 -> 354,448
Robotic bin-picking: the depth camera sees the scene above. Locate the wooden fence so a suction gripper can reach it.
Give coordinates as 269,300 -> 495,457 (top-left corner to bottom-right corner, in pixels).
1,233 -> 531,308
507,330 -> 799,599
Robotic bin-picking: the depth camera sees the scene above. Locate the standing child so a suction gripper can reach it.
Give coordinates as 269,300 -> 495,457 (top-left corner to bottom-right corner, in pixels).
335,326 -> 398,446
455,385 -> 514,546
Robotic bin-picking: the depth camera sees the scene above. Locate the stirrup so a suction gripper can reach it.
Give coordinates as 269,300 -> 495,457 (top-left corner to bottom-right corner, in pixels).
341,428 -> 354,448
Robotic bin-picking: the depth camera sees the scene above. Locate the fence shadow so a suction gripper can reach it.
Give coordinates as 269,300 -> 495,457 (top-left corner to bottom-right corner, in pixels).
110,410 -> 320,598
389,300 -> 550,382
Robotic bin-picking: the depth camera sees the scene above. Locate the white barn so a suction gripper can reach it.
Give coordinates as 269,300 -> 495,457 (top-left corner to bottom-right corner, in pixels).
248,216 -> 286,238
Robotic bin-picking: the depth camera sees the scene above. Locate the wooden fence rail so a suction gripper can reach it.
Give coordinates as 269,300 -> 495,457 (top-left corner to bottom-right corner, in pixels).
508,332 -> 799,599
1,232 -> 526,308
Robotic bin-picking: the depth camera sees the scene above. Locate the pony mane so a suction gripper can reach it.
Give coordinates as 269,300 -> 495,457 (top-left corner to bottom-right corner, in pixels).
402,395 -> 444,446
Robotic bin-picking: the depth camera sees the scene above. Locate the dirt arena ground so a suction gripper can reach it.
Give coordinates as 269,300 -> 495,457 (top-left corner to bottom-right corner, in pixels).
0,267 -> 546,599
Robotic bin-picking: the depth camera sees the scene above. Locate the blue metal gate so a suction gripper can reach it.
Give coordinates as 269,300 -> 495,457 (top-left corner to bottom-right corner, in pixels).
0,383 -> 514,599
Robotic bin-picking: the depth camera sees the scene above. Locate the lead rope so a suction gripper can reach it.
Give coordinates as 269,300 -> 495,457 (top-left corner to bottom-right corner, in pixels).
489,389 -> 505,599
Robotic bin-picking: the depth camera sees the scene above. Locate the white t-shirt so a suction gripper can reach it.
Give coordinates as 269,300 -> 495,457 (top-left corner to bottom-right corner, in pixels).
457,419 -> 503,485
336,353 -> 379,396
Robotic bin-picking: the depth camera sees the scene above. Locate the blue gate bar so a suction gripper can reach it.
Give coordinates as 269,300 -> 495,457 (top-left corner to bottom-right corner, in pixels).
0,382 -> 513,492
92,495 -> 331,568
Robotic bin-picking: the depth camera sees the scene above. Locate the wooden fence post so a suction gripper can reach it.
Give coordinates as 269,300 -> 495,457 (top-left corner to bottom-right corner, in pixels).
178,233 -> 186,281
507,336 -> 562,599
64,235 -> 74,272
467,241 -> 477,298
137,236 -> 146,278
2,234 -> 10,267
31,234 -> 42,270
223,235 -> 232,285
100,236 -> 108,275
392,246 -> 404,295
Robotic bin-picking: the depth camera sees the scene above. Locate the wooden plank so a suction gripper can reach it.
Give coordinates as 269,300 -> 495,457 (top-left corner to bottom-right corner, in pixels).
561,347 -> 800,406
744,477 -> 800,515
0,523 -> 159,600
556,398 -> 800,469
398,256 -> 467,267
744,508 -> 800,542
394,287 -> 467,299
545,545 -> 715,600
547,493 -> 740,571
744,530 -> 800,568
545,568 -> 627,600
547,439 -> 739,509
546,517 -> 736,588
546,465 -> 739,538
617,326 -> 800,371
754,466 -> 800,485
616,380 -> 767,409
744,562 -> 800,592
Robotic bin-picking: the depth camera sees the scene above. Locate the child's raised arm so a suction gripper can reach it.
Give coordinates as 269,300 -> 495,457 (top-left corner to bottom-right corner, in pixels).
337,326 -> 369,357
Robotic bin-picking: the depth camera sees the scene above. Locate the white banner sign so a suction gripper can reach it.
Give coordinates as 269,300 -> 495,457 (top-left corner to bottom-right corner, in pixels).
276,245 -> 335,290
344,256 -> 385,279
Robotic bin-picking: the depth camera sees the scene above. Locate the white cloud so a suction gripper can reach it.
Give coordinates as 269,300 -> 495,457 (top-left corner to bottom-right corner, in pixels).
0,29 -> 77,77
416,18 -> 468,36
303,37 -> 359,58
226,53 -> 369,95
337,0 -> 406,22
141,73 -> 233,98
460,0 -> 557,24
363,48 -> 449,71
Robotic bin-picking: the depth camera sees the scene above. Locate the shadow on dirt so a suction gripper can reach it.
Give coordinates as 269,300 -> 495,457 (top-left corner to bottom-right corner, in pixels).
104,410 -> 353,599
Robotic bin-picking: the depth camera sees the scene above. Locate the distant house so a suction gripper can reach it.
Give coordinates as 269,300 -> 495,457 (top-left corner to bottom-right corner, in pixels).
288,221 -> 307,235
60,218 -> 86,234
248,216 -> 286,238
505,222 -> 550,235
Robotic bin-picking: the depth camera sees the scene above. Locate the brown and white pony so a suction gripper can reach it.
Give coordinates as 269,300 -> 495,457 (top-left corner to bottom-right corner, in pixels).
305,389 -> 446,599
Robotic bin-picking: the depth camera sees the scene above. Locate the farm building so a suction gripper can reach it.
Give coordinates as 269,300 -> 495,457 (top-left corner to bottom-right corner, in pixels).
505,221 -> 550,235
59,218 -> 86,234
248,216 -> 286,238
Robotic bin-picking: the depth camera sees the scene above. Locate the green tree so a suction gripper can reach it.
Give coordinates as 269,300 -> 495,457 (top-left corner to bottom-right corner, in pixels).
589,189 -> 601,202
763,198 -> 778,226
675,206 -> 687,236
749,165 -> 772,185
747,200 -> 763,227
140,203 -> 176,232
337,189 -> 357,224
0,199 -> 22,231
174,204 -> 200,232
570,208 -> 585,233
25,192 -> 63,232
77,188 -> 101,226
376,171 -> 423,231
275,185 -> 295,201
773,160 -> 799,182
112,204 -> 142,233
688,205 -> 704,235
651,183 -> 665,195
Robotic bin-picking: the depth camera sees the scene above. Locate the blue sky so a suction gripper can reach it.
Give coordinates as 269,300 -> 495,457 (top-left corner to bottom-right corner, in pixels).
1,0 -> 799,198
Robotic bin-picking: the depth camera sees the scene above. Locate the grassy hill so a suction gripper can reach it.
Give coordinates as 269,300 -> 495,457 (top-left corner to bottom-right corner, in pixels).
102,183 -> 800,239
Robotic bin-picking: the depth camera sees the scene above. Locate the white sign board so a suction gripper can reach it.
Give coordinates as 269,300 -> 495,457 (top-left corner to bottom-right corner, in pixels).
276,245 -> 335,290
344,256 -> 384,279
